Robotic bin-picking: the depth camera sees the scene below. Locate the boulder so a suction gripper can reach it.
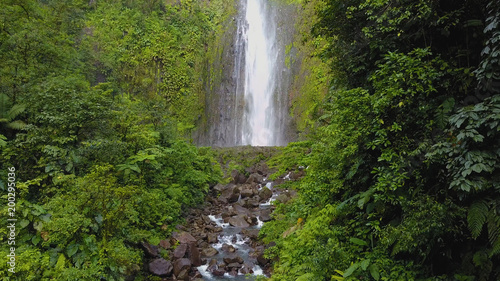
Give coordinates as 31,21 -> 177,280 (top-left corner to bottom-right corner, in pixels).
276,193 -> 290,204
231,170 -> 247,184
240,263 -> 254,274
148,258 -> 173,276
221,243 -> 236,253
291,170 -> 306,180
159,239 -> 171,249
213,183 -> 226,193
257,252 -> 269,266
232,204 -> 250,215
201,247 -> 219,257
240,185 -> 255,198
220,185 -> 240,203
187,242 -> 203,267
176,268 -> 189,280
207,233 -> 218,244
228,215 -> 250,228
259,209 -> 272,222
246,173 -> 263,184
212,269 -> 226,276
141,242 -> 159,257
243,197 -> 260,208
173,258 -> 191,277
241,229 -> 260,240
223,254 -> 244,264
173,243 -> 187,259
201,215 -> 212,224
258,187 -> 273,202
174,232 -> 197,244
228,268 -> 239,276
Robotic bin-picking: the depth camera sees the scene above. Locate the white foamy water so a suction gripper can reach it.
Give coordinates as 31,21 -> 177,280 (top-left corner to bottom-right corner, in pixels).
253,265 -> 265,276
241,0 -> 279,146
256,217 -> 264,228
209,215 -> 230,228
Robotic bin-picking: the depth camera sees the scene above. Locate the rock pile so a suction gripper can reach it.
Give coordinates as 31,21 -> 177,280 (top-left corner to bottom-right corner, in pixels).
138,162 -> 303,280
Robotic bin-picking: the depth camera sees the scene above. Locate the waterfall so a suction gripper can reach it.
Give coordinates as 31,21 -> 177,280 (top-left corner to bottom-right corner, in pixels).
195,0 -> 297,147
240,0 -> 278,146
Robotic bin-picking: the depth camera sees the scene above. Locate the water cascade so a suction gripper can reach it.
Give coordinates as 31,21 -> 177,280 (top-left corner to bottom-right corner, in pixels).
196,0 -> 297,147
241,0 -> 278,146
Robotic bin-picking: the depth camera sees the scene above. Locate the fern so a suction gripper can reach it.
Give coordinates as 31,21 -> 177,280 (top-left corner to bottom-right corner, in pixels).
468,200 -> 500,256
487,208 -> 500,256
468,200 -> 488,239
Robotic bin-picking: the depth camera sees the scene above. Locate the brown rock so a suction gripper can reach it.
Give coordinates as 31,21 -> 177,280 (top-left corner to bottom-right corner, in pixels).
223,254 -> 244,264
176,268 -> 189,280
231,170 -> 247,184
173,258 -> 191,277
221,243 -> 236,253
258,187 -> 273,202
228,215 -> 250,228
243,197 -> 260,208
241,229 -> 260,240
213,183 -> 226,192
174,232 -> 197,244
240,185 -> 255,198
173,243 -> 187,259
246,173 -> 263,184
259,209 -> 272,222
187,242 -> 203,267
201,247 -> 219,257
276,193 -> 290,204
141,242 -> 159,257
207,233 -> 218,244
257,253 -> 269,266
149,258 -> 173,276
220,184 -> 240,203
232,204 -> 251,215
159,239 -> 171,249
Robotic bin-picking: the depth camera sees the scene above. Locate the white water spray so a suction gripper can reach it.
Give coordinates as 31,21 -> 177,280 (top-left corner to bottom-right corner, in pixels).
241,0 -> 278,146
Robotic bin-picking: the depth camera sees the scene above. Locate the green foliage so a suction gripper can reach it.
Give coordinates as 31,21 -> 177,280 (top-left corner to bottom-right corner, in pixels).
262,1 -> 500,280
0,0 -> 226,279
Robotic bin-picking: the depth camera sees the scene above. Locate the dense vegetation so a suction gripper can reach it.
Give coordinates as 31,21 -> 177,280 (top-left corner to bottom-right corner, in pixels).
262,0 -> 500,280
0,0 -> 232,279
1,0 -> 499,280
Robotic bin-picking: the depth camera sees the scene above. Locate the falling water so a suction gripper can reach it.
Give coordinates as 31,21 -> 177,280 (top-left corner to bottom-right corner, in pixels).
195,0 -> 297,147
241,0 -> 278,146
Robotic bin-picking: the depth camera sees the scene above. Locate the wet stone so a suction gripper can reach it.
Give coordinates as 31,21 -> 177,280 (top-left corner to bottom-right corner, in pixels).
201,247 -> 219,257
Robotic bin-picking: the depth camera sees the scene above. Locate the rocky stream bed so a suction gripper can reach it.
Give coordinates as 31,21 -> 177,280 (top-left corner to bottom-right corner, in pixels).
141,161 -> 304,280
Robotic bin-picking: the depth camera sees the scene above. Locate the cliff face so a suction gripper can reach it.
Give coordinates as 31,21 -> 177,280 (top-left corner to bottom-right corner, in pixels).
194,0 -> 300,147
